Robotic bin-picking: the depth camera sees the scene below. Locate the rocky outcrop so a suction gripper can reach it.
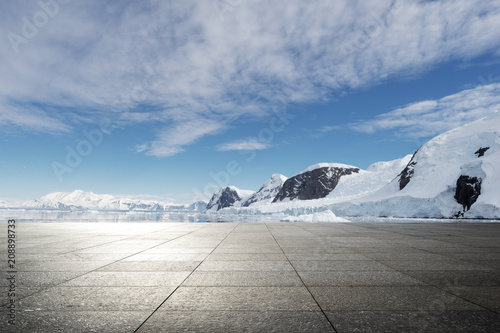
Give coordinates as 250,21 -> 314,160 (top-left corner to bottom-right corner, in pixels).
206,187 -> 243,211
455,176 -> 482,211
398,150 -> 418,190
474,147 -> 490,157
273,165 -> 359,202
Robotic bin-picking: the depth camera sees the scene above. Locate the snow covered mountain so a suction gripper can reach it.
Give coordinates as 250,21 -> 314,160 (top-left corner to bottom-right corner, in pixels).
241,174 -> 287,207
333,112 -> 500,218
206,186 -> 255,211
325,156 -> 412,202
273,163 -> 360,202
206,175 -> 287,211
209,113 -> 500,219
1,190 -> 207,212
215,155 -> 412,216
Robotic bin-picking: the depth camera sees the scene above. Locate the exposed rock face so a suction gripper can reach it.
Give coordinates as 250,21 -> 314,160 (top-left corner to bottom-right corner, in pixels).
273,166 -> 359,202
398,151 -> 418,190
455,176 -> 482,211
474,147 -> 490,157
206,187 -> 242,211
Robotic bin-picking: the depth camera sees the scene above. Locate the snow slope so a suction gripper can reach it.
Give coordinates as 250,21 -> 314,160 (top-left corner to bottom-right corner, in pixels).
325,155 -> 412,202
240,174 -> 287,207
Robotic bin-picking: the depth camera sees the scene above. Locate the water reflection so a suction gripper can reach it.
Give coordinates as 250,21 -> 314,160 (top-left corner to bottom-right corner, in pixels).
0,209 -> 282,223
0,209 -> 496,223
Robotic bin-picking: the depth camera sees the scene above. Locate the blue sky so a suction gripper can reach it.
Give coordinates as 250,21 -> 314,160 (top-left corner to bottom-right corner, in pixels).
1,0 -> 500,203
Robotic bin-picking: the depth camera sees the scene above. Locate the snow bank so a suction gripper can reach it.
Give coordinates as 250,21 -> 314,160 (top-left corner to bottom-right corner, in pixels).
280,210 -> 349,222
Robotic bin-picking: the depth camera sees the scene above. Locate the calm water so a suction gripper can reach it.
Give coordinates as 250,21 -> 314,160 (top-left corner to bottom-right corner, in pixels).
0,209 -> 284,223
0,209 -> 497,223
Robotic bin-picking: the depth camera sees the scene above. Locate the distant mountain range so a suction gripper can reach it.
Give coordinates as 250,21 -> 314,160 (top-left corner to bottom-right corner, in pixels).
0,190 -> 207,212
3,113 -> 499,219
207,112 -> 500,219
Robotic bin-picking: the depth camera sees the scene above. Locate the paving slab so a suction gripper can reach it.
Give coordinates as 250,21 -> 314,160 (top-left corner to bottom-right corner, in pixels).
291,260 -> 392,271
5,311 -> 150,333
204,253 -> 288,261
182,271 -> 303,287
404,270 -> 500,287
325,310 -> 500,333
298,271 -> 426,286
196,260 -> 294,271
136,310 -> 334,333
96,260 -> 202,272
0,271 -> 84,288
379,259 -> 494,271
157,286 -> 319,311
309,286 -> 483,311
17,286 -> 177,311
60,271 -> 192,287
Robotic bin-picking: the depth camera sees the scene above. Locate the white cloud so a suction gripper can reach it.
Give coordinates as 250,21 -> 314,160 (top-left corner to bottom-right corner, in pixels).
144,118 -> 225,157
216,138 -> 272,151
1,0 -> 500,153
350,83 -> 500,138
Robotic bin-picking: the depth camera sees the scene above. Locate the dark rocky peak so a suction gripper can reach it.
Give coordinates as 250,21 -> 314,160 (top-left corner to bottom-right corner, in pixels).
206,187 -> 242,211
454,175 -> 482,212
273,164 -> 359,202
474,147 -> 490,157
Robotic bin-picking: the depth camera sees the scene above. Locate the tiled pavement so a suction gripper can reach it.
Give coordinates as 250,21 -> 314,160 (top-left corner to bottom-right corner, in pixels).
1,222 -> 499,332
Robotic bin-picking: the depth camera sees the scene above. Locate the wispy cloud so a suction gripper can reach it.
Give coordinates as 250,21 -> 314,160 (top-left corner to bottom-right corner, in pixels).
0,98 -> 71,134
1,0 -> 500,153
216,138 -> 272,151
311,125 -> 343,138
143,118 -> 225,157
349,83 -> 500,138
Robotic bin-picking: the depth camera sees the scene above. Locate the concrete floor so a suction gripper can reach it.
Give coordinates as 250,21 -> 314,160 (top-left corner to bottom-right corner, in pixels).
1,222 -> 499,332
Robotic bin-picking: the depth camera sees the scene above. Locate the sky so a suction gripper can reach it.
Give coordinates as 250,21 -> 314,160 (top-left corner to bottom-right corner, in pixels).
1,0 -> 500,203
